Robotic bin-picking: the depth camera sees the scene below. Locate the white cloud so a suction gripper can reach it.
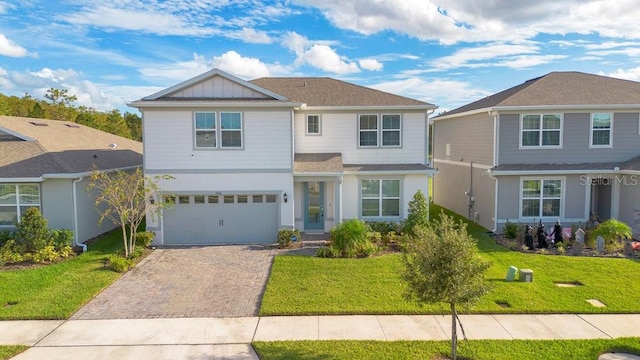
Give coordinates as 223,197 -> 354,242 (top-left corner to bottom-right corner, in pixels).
429,43 -> 541,70
211,51 -> 273,79
281,31 -> 311,57
587,48 -> 640,57
302,44 -> 360,74
603,67 -> 640,82
0,33 -> 29,57
229,28 -> 274,44
139,53 -> 212,84
359,58 -> 383,71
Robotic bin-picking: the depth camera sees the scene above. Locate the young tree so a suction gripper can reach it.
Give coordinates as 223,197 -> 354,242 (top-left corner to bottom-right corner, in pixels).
402,215 -> 490,360
86,168 -> 172,257
403,189 -> 430,236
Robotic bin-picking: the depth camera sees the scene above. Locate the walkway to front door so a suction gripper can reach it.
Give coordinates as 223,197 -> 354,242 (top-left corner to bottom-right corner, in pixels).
71,245 -> 276,319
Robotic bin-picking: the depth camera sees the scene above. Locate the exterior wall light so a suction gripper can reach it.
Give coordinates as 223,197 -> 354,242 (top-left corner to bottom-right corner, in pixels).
283,192 -> 288,203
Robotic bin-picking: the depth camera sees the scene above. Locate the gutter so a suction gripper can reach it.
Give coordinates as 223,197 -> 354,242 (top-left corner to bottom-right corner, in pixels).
72,177 -> 87,253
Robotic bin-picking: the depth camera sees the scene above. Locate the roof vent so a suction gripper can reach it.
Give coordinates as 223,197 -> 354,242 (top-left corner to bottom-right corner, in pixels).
65,123 -> 80,128
29,121 -> 48,126
109,143 -> 117,149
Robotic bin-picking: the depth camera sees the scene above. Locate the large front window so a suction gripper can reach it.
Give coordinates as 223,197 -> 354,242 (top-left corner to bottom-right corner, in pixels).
361,179 -> 400,217
591,113 -> 612,147
0,184 -> 41,226
359,114 -> 401,147
194,111 -> 242,149
521,179 -> 561,218
520,114 -> 561,148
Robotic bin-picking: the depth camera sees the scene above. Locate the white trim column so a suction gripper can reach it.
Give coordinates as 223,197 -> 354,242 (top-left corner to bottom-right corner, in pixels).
334,177 -> 343,224
611,180 -> 620,219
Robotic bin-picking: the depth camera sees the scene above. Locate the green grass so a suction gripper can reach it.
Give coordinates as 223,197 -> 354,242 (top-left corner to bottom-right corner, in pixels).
0,229 -> 125,320
0,346 -> 27,360
253,338 -> 640,360
260,204 -> 640,315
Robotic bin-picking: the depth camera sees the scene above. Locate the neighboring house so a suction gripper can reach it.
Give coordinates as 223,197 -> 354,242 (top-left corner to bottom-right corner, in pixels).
129,68 -> 436,245
432,72 -> 640,238
0,116 -> 143,246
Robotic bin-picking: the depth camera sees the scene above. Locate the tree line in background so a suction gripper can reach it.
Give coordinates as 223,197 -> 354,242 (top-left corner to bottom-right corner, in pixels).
0,88 -> 142,141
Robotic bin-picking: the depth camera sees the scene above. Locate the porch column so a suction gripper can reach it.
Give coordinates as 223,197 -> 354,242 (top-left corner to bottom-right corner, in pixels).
611,180 -> 620,219
334,177 -> 343,224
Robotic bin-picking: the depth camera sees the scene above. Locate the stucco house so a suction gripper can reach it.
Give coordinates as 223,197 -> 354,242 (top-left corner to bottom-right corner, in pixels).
0,116 -> 143,247
129,68 -> 436,245
432,71 -> 640,237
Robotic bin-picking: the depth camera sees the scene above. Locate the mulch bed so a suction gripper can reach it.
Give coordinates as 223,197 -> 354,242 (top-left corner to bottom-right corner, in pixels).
492,234 -> 640,258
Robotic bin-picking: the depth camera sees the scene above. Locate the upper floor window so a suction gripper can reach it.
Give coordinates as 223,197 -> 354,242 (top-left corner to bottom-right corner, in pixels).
306,114 -> 321,135
590,113 -> 612,148
361,179 -> 401,218
520,114 -> 561,148
194,111 -> 242,149
0,184 -> 40,227
359,114 -> 401,147
521,178 -> 562,218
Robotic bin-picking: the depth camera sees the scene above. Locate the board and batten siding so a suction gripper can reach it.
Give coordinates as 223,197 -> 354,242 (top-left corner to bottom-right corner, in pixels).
169,76 -> 271,99
498,112 -> 640,164
143,109 -> 292,170
294,112 -> 427,164
432,113 -> 495,166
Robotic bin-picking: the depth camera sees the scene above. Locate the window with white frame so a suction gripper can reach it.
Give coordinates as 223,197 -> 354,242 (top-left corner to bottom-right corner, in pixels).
194,111 -> 242,149
361,179 -> 400,217
359,114 -> 402,147
521,179 -> 561,218
0,184 -> 41,226
520,114 -> 561,147
306,114 -> 321,135
590,113 -> 612,147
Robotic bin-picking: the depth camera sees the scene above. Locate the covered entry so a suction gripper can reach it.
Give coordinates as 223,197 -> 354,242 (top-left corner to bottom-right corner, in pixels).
163,194 -> 279,245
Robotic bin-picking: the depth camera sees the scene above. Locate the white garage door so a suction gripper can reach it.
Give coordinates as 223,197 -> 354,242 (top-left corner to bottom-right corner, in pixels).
163,194 -> 279,245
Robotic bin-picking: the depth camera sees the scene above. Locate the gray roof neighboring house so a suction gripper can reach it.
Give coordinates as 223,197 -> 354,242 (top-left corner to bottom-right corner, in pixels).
491,155 -> 640,174
435,71 -> 640,118
0,116 -> 143,179
250,77 -> 436,109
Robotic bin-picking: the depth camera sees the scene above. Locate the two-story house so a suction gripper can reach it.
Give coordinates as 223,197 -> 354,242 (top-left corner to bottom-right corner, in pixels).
129,69 -> 436,245
432,72 -> 640,237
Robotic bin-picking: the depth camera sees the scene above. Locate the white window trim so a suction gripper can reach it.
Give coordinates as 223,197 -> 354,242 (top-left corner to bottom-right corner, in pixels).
193,111 -> 244,150
518,113 -> 563,149
518,177 -> 565,221
381,114 -> 402,148
0,184 -> 41,227
305,114 -> 322,136
589,112 -> 613,149
360,179 -> 402,219
358,113 -> 402,148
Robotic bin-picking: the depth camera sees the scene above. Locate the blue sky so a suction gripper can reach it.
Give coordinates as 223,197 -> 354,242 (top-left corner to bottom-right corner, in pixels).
1,1 -> 640,114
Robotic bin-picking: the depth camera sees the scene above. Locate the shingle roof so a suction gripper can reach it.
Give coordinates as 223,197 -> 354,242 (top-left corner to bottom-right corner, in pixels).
294,153 -> 343,173
0,116 -> 142,178
437,72 -> 640,117
251,77 -> 435,108
492,155 -> 640,173
343,163 -> 433,172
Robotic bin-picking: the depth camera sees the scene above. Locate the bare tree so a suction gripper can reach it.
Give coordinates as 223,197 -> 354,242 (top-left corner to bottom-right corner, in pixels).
402,214 -> 490,360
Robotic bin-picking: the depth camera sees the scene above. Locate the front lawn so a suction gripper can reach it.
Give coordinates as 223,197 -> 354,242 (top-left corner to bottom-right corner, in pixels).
253,338 -> 640,360
260,205 -> 640,315
0,346 -> 27,360
0,229 -> 125,320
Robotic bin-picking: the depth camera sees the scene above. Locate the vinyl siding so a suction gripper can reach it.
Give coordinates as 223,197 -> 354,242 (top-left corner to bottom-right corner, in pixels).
432,161 -> 495,230
294,111 -> 427,164
618,177 -> 640,237
432,113 -> 494,166
499,112 -> 640,164
143,109 -> 292,170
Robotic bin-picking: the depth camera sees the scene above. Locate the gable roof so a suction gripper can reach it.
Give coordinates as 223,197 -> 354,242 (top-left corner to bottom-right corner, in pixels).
0,116 -> 142,179
435,72 -> 640,119
251,77 -> 435,110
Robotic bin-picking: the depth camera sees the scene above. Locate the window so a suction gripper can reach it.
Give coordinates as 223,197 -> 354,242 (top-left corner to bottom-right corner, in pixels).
520,114 -> 561,148
361,179 -> 400,217
194,195 -> 205,204
207,195 -> 218,204
252,195 -> 263,203
237,195 -> 248,203
0,184 -> 40,226
178,196 -> 190,204
193,111 -> 242,149
382,114 -> 401,146
591,113 -> 612,147
306,114 -> 321,135
359,115 -> 378,147
223,195 -> 235,204
194,112 -> 216,148
521,179 -> 562,218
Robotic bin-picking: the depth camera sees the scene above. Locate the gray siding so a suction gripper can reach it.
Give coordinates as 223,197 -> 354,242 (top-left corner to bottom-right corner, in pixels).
433,161 -> 495,230
433,113 -> 494,166
499,112 -> 640,164
75,177 -> 117,243
41,179 -> 74,231
618,177 -> 640,237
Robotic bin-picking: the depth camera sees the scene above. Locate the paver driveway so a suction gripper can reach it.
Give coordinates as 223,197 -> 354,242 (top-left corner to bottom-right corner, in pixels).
71,245 -> 276,319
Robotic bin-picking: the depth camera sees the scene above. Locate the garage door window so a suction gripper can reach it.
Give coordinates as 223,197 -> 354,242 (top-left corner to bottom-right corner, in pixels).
224,195 -> 234,203
253,195 -> 263,203
194,195 -> 205,204
207,195 -> 218,204
178,196 -> 190,204
266,195 -> 277,203
237,195 -> 248,203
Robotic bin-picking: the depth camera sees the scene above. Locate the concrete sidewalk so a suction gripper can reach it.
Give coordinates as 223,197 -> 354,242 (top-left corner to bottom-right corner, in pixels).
3,314 -> 640,359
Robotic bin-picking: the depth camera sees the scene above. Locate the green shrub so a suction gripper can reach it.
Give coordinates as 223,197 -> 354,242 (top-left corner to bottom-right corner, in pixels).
0,230 -> 14,247
15,207 -> 49,253
49,229 -> 73,253
316,246 -> 336,258
403,190 -> 429,236
135,231 -> 155,248
0,240 -> 24,264
329,219 -> 374,258
108,255 -> 131,273
503,220 -> 518,239
277,228 -> 301,248
367,221 -> 401,235
32,245 -> 59,263
590,219 -> 632,247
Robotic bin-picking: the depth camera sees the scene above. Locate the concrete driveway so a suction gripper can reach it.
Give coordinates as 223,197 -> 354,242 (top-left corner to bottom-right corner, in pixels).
71,245 -> 276,319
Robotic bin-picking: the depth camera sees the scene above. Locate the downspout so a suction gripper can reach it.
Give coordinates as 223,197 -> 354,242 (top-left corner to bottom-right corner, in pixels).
72,177 -> 87,252
426,108 -> 435,215
490,110 -> 499,232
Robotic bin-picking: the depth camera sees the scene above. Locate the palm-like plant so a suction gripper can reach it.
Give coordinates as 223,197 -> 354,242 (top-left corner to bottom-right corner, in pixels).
590,219 -> 632,246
